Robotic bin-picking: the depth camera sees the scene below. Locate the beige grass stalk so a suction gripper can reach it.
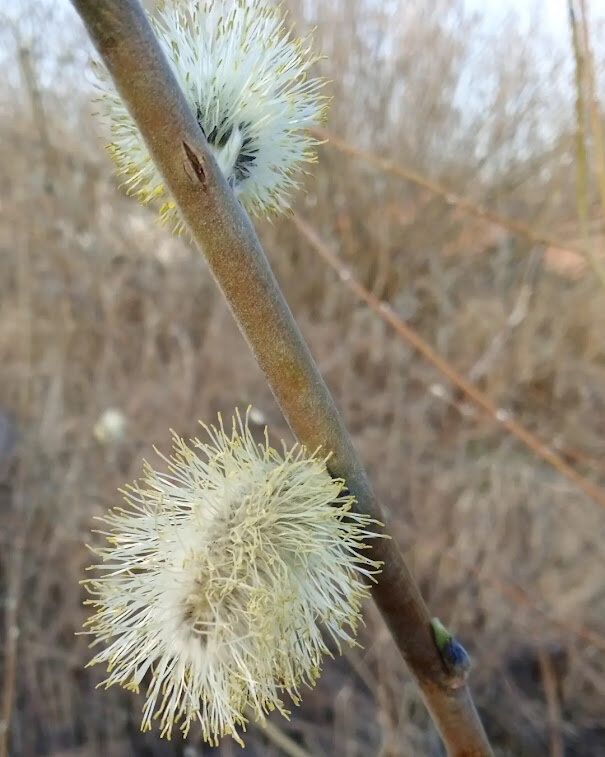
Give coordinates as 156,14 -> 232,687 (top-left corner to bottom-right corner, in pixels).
69,1 -> 492,754
568,0 -> 605,289
577,0 -> 605,235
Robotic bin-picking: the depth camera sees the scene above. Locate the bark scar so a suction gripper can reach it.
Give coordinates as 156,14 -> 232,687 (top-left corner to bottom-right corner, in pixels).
183,141 -> 207,190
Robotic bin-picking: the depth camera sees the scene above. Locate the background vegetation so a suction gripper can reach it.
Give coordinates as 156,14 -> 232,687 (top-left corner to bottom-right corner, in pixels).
1,0 -> 604,754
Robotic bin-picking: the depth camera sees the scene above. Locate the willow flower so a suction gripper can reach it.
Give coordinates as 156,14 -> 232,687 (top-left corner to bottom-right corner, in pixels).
83,411 -> 382,745
93,0 -> 328,229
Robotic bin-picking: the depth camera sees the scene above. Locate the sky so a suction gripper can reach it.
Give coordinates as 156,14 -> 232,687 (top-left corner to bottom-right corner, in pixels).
2,0 -> 603,113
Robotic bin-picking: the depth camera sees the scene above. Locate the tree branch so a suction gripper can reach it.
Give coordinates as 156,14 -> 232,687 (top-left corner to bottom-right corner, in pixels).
69,1 -> 492,753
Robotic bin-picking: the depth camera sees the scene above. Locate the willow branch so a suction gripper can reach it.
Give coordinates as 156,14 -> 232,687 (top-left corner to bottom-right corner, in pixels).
70,1 -> 492,754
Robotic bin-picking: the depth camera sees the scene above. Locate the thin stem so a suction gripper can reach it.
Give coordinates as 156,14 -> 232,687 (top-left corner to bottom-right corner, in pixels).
69,1 -> 492,754
538,648 -> 564,757
568,0 -> 605,289
577,0 -> 605,235
314,127 -> 600,274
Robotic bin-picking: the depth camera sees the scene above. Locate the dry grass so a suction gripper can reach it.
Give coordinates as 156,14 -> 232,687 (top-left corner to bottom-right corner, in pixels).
1,1 -> 605,755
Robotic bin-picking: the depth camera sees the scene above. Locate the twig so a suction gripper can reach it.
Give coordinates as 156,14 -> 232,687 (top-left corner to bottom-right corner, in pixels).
0,89 -> 38,751
291,211 -> 605,510
567,0 -> 605,289
69,1 -> 492,755
16,46 -> 54,181
259,718 -> 314,757
537,648 -> 564,757
0,465 -> 29,757
314,127 -> 604,275
577,0 -> 605,234
468,248 -> 542,383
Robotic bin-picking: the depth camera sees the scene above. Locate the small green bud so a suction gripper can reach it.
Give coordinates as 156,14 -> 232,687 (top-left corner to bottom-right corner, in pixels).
431,617 -> 471,684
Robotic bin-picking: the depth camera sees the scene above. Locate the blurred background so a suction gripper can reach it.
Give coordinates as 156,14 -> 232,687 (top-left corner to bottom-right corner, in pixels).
1,0 -> 605,755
